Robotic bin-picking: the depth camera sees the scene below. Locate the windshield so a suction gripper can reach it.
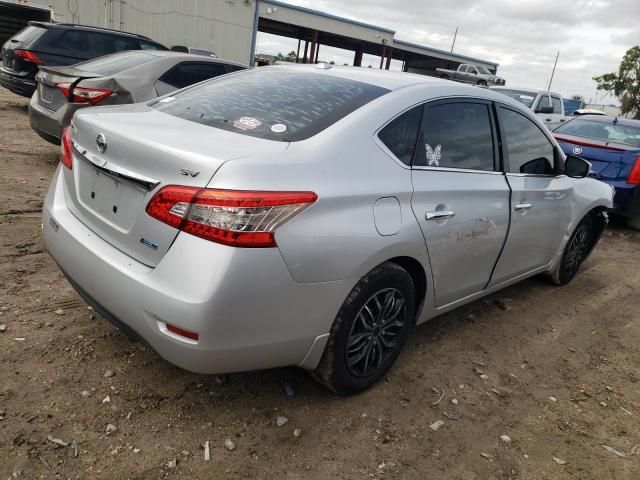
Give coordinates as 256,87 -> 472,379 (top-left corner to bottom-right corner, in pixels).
476,66 -> 491,75
74,51 -> 157,75
555,118 -> 640,147
151,68 -> 389,142
493,89 -> 536,108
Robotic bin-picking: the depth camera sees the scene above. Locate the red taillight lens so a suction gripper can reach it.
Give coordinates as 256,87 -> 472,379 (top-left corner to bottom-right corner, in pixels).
166,323 -> 199,341
60,126 -> 73,169
56,82 -> 112,105
628,154 -> 640,185
146,187 -> 318,247
14,49 -> 43,64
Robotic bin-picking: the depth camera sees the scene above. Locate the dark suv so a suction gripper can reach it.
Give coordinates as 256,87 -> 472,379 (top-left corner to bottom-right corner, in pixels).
1,22 -> 167,97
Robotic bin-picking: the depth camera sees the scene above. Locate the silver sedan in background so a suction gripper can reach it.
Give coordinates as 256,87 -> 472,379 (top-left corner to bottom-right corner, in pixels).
29,50 -> 247,144
42,65 -> 613,395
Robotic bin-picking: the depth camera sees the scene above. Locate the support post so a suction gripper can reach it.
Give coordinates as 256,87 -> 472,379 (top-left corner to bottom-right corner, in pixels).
296,38 -> 301,63
309,30 -> 318,64
353,47 -> 363,67
315,43 -> 320,63
379,46 -> 387,69
303,40 -> 309,63
385,48 -> 393,70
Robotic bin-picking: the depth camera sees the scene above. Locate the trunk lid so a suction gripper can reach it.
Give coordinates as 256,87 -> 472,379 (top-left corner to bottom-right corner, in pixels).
64,104 -> 289,267
36,66 -> 101,111
555,134 -> 640,179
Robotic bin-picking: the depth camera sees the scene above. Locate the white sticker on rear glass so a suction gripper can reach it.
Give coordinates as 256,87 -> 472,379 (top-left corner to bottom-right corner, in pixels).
425,144 -> 442,166
271,123 -> 287,133
520,95 -> 534,100
233,117 -> 262,131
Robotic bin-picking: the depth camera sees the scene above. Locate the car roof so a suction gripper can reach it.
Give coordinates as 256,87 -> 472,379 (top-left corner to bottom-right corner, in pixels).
567,115 -> 640,127
28,21 -> 155,41
140,50 -> 246,67
267,64 -> 461,91
490,86 -> 561,97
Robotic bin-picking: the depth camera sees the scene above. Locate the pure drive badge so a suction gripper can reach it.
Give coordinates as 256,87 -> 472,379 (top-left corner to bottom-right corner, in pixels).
96,133 -> 107,153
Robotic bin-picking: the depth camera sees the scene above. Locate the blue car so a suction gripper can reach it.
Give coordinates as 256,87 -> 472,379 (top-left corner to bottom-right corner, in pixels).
554,115 -> 640,229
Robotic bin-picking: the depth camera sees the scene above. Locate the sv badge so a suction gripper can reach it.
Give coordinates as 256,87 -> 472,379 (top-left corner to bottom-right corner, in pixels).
180,168 -> 200,177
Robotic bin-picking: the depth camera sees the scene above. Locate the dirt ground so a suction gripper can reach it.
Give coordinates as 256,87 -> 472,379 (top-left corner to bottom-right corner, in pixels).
1,87 -> 640,480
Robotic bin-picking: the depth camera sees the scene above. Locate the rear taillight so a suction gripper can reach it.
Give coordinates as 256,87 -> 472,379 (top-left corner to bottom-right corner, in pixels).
628,154 -> 640,185
56,82 -> 112,105
166,323 -> 199,341
14,49 -> 43,64
146,186 -> 317,247
60,126 -> 73,169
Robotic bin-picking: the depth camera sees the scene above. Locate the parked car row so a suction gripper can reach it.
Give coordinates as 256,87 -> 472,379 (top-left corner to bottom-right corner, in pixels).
436,63 -> 506,86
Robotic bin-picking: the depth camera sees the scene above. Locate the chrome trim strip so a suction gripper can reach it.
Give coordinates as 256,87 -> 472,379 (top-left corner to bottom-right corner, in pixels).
72,141 -> 160,191
412,165 -> 503,175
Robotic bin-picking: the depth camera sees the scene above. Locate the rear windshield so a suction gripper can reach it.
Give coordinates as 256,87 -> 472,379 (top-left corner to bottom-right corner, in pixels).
151,68 -> 389,142
493,89 -> 536,108
74,51 -> 157,75
11,25 -> 47,46
555,119 -> 640,147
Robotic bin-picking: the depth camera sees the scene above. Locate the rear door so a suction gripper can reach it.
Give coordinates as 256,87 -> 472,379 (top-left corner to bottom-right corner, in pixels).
548,95 -> 565,129
489,105 -> 573,285
410,99 -> 510,306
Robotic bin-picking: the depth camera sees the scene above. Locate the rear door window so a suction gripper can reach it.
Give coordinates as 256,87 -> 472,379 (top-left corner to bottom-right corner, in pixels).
415,101 -> 496,171
159,62 -> 228,89
498,107 -> 555,174
378,106 -> 422,165
551,96 -> 563,114
57,30 -> 91,56
152,68 -> 389,142
10,25 -> 47,46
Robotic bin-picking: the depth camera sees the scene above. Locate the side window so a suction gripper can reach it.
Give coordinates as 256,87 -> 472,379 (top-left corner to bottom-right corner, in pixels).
226,65 -> 245,73
536,95 -> 551,111
415,102 -> 495,171
159,63 -> 228,89
498,107 -> 555,175
378,105 -> 422,165
140,40 -> 163,51
458,65 -> 467,73
469,66 -> 478,74
57,30 -> 90,56
551,96 -> 562,114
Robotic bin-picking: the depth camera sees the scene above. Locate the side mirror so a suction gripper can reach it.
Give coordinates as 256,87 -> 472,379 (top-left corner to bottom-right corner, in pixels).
565,155 -> 591,178
535,106 -> 554,114
170,45 -> 189,53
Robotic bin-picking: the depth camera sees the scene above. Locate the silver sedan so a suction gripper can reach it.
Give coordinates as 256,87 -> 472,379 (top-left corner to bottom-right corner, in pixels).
42,65 -> 614,395
29,50 -> 246,144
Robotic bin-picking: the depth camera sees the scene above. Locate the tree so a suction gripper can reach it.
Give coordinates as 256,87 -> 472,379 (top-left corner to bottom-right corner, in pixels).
593,46 -> 640,119
276,52 -> 285,61
285,50 -> 297,62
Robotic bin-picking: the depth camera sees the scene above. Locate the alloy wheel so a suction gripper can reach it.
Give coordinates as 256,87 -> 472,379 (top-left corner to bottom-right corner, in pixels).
345,288 -> 407,377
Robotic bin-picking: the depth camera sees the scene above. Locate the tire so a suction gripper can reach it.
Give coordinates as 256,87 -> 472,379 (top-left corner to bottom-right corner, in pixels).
477,80 -> 488,86
439,74 -> 449,80
627,216 -> 640,231
549,216 -> 593,285
314,262 -> 415,395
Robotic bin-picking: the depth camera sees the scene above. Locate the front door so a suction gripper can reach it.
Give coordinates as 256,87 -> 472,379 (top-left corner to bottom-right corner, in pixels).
410,100 -> 510,307
490,105 -> 573,285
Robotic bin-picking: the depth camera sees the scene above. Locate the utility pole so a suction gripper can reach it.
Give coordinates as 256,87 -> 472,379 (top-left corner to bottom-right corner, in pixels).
450,26 -> 458,53
547,51 -> 559,91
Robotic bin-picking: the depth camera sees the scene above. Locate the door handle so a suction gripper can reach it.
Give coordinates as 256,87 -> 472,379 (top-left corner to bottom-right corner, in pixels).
560,118 -> 566,122
545,118 -> 552,122
514,203 -> 532,211
426,210 -> 456,220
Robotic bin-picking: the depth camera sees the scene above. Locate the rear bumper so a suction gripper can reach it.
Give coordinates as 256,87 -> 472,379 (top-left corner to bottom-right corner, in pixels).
0,69 -> 36,97
42,167 -> 349,373
610,181 -> 640,217
29,90 -> 80,145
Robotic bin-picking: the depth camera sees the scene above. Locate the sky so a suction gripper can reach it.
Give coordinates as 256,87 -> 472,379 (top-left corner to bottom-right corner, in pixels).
256,0 -> 640,105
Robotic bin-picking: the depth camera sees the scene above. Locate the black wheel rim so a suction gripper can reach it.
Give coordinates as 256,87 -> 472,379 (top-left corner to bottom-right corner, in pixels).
563,225 -> 589,278
345,288 -> 407,377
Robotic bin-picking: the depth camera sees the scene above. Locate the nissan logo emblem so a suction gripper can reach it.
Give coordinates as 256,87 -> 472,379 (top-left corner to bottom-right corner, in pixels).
96,133 -> 107,153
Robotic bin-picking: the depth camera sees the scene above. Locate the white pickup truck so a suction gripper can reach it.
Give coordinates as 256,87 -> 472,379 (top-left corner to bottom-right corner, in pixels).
436,63 -> 506,86
489,87 -> 567,130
